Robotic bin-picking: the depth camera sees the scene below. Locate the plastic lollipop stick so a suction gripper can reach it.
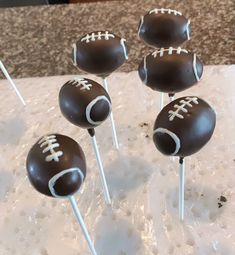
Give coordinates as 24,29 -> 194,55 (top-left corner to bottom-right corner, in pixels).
102,77 -> 109,92
179,157 -> 185,221
169,96 -> 175,102
160,92 -> 164,110
168,93 -> 175,103
102,77 -> 119,149
0,61 -> 26,105
69,196 -> 98,255
88,129 -> 111,205
170,156 -> 175,161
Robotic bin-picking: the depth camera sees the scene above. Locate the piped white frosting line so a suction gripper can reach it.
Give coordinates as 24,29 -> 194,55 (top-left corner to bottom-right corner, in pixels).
168,97 -> 199,121
143,56 -> 148,84
120,38 -> 128,60
149,8 -> 182,16
153,128 -> 181,156
193,54 -> 200,81
138,16 -> 144,37
48,167 -> 84,198
81,31 -> 115,43
168,47 -> 173,54
71,77 -> 92,90
152,47 -> 188,57
186,19 -> 191,40
72,43 -> 77,66
86,96 -> 111,125
38,135 -> 63,162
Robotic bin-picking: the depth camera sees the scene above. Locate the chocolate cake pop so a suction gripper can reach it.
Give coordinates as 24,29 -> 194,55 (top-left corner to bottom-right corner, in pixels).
138,8 -> 190,47
59,77 -> 111,129
153,96 -> 216,157
138,47 -> 203,95
26,134 -> 86,197
153,97 -> 216,220
26,134 -> 98,255
72,31 -> 128,77
59,77 -> 112,205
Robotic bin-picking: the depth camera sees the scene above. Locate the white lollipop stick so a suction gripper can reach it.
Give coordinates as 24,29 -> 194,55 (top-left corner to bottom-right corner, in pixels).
69,196 -> 98,255
102,77 -> 119,149
170,94 -> 175,161
160,92 -> 164,110
179,157 -> 185,221
90,131 -> 111,205
169,95 -> 175,102
0,61 -> 26,105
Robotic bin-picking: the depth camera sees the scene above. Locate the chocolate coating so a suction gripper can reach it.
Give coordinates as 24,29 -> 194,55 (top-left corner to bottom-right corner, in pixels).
72,31 -> 129,77
153,97 -> 216,157
26,134 -> 86,197
59,77 -> 111,129
138,48 -> 203,93
138,8 -> 190,47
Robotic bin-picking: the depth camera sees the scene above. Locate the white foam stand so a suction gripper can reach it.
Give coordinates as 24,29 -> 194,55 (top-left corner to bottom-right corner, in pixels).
1,66 -> 234,254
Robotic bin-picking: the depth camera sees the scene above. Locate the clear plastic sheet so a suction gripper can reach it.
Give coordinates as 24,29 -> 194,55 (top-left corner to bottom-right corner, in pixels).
0,66 -> 234,254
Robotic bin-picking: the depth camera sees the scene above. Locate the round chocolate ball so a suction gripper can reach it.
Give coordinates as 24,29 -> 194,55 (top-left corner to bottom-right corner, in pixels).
153,96 -> 216,157
59,77 -> 111,129
72,31 -> 128,77
138,47 -> 203,94
138,8 -> 190,47
26,134 -> 86,197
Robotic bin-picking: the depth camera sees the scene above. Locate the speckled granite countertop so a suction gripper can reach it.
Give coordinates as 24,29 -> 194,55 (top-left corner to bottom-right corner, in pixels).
0,0 -> 234,78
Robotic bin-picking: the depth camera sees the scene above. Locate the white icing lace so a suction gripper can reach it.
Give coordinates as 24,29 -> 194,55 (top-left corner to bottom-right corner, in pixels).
149,8 -> 182,16
38,135 -> 63,162
81,31 -> 115,43
152,47 -> 188,58
168,97 -> 199,121
70,77 -> 92,90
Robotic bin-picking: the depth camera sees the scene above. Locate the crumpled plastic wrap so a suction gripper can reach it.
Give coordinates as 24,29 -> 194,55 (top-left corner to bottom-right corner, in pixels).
0,66 -> 234,255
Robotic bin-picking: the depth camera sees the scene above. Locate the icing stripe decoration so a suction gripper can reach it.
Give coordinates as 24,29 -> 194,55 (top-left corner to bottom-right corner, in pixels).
143,56 -> 148,84
70,77 -> 93,90
86,96 -> 111,125
48,167 -> 84,198
138,16 -> 144,37
38,135 -> 63,162
193,54 -> 200,81
149,8 -> 182,16
81,31 -> 115,43
153,128 -> 181,156
186,20 -> 191,40
120,38 -> 128,60
72,43 -> 77,66
152,47 -> 188,58
169,47 -> 173,54
168,97 -> 199,121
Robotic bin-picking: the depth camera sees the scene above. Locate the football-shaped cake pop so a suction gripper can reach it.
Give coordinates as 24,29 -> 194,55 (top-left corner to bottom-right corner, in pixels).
59,77 -> 111,129
153,97 -> 216,157
138,47 -> 203,94
72,31 -> 128,77
26,134 -> 86,197
138,8 -> 190,47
